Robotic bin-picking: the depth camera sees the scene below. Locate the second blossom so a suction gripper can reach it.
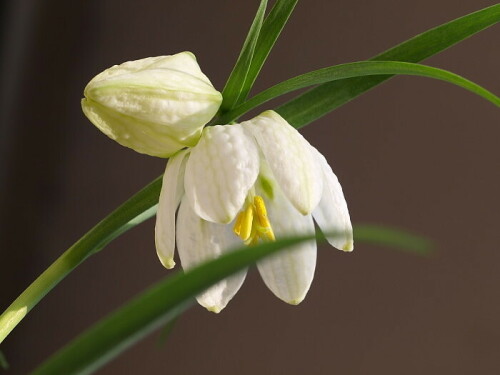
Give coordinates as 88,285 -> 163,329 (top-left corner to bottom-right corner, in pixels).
155,110 -> 353,312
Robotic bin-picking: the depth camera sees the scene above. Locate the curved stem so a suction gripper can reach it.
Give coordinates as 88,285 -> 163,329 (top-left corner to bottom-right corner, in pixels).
0,177 -> 162,344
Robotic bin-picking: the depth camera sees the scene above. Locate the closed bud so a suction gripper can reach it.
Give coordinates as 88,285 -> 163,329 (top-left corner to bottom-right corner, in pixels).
81,52 -> 222,157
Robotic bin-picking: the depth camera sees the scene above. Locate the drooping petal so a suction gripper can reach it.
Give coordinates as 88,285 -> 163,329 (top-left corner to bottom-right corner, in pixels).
155,150 -> 190,269
256,177 -> 317,305
184,124 -> 260,224
81,100 -> 190,157
310,147 -> 353,252
243,110 -> 323,215
176,197 -> 247,312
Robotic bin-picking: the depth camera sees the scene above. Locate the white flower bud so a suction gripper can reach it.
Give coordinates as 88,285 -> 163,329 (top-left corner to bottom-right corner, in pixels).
81,52 -> 222,157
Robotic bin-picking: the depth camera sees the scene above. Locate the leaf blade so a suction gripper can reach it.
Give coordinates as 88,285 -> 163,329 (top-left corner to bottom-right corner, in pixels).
0,177 -> 162,345
237,0 -> 299,102
31,235 -> 314,374
220,0 -> 268,112
218,60 -> 499,123
276,4 -> 500,128
355,225 -> 434,256
32,227 -> 433,374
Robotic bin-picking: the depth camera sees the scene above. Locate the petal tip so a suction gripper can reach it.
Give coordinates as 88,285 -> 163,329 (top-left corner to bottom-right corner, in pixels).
220,215 -> 234,225
159,257 -> 176,269
205,305 -> 223,314
341,241 -> 354,252
299,207 -> 313,216
287,297 -> 305,306
181,50 -> 196,60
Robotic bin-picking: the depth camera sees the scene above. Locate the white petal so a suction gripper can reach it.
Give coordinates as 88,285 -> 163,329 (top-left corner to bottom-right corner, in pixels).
87,53 -> 211,85
176,197 -> 247,312
87,68 -> 221,136
256,180 -> 317,305
81,99 -> 190,157
141,52 -> 214,86
155,150 -> 189,268
243,110 -> 323,215
310,147 -> 353,252
184,124 -> 260,223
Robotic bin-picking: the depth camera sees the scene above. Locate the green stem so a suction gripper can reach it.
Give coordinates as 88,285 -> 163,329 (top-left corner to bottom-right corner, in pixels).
0,177 -> 162,344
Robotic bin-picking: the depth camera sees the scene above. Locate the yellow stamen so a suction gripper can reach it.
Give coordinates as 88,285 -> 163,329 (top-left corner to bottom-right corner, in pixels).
254,196 -> 275,241
241,204 -> 254,241
253,197 -> 269,226
260,227 -> 276,242
234,204 -> 253,241
248,235 -> 260,246
244,224 -> 259,246
233,211 -> 244,237
233,195 -> 275,244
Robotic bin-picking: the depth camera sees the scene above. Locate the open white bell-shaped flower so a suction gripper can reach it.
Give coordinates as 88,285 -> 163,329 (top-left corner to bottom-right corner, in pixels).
82,52 -> 222,157
155,110 -> 353,312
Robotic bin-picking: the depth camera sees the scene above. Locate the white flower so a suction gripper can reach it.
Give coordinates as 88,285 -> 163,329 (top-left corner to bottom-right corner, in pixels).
81,52 -> 222,157
155,110 -> 353,313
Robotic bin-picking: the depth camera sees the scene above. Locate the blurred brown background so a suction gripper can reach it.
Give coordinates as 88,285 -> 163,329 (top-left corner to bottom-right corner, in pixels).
1,0 -> 499,374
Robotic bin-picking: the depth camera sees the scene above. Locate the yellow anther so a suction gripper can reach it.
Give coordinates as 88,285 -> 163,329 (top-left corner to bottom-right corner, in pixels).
233,195 -> 275,244
233,211 -> 244,237
260,227 -> 276,242
244,225 -> 259,246
254,196 -> 275,241
254,196 -> 270,226
240,204 -> 254,241
248,235 -> 260,246
233,204 -> 254,241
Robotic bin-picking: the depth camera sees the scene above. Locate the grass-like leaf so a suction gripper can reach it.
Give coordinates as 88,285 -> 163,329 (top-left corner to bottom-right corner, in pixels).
31,228 -> 432,374
277,4 -> 500,128
217,60 -> 499,123
236,0 -> 299,104
220,0 -> 268,112
355,225 -> 433,256
31,235 -> 314,374
0,177 -> 161,344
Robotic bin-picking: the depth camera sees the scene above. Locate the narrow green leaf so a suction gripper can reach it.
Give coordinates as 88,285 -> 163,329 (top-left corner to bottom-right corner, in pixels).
0,177 -> 161,345
221,0 -> 268,112
237,0 -> 299,102
0,351 -> 8,370
276,4 -> 500,128
218,60 -> 499,123
32,235 -> 315,375
354,225 -> 434,256
32,227 -> 432,374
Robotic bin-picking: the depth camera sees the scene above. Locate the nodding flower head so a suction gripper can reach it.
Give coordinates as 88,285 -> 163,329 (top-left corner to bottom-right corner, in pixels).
155,110 -> 353,313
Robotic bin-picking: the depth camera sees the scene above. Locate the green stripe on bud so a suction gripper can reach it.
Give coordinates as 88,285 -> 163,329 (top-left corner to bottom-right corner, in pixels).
82,52 -> 222,157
